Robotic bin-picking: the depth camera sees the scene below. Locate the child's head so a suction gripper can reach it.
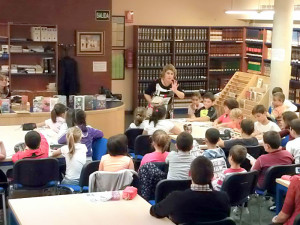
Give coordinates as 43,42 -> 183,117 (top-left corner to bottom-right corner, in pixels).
152,130 -> 170,153
190,156 -> 214,185
74,109 -> 87,132
191,91 -> 202,106
149,105 -> 167,127
202,92 -> 215,109
176,132 -> 193,152
107,134 -> 128,156
51,103 -> 67,123
272,87 -> 283,95
263,131 -> 281,152
229,108 -> 243,123
25,131 -> 41,150
228,145 -> 247,166
67,127 -> 82,158
272,92 -> 285,107
223,98 -> 239,114
282,111 -> 298,129
241,119 -> 255,136
252,105 -> 268,123
290,119 -> 300,138
133,107 -> 146,126
205,128 -> 220,145
65,109 -> 76,128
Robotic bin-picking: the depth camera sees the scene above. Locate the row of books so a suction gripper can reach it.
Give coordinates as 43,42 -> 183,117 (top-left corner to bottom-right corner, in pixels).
248,61 -> 261,72
176,68 -> 207,80
137,56 -> 172,67
291,65 -> 300,81
175,42 -> 206,54
137,28 -> 173,41
291,49 -> 300,63
246,45 -> 262,54
31,26 -> 57,42
2,45 -> 49,53
210,45 -> 241,56
138,69 -> 161,81
209,61 -> 240,72
175,55 -> 207,67
138,98 -> 148,107
289,89 -> 300,104
246,29 -> 264,42
180,82 -> 206,92
138,42 -> 171,54
174,28 -> 207,41
210,29 -> 243,41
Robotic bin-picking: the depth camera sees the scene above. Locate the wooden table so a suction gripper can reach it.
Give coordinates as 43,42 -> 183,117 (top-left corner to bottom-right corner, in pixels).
276,178 -> 290,215
9,193 -> 174,225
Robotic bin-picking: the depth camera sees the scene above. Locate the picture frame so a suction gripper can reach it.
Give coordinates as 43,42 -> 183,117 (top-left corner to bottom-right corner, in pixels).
112,16 -> 125,47
76,31 -> 104,56
112,49 -> 125,80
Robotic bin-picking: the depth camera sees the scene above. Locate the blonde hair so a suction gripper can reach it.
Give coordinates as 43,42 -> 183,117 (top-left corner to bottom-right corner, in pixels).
66,127 -> 82,159
133,107 -> 146,126
229,108 -> 243,120
152,130 -> 171,153
160,64 -> 177,80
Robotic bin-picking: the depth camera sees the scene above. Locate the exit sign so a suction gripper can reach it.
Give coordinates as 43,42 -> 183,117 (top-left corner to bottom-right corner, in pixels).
95,10 -> 110,21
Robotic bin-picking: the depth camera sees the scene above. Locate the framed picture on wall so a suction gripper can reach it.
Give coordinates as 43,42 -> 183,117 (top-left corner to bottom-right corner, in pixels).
112,49 -> 125,80
76,31 -> 105,56
112,16 -> 125,47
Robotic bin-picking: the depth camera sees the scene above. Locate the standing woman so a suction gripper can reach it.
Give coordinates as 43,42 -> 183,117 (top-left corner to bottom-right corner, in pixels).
0,73 -> 10,98
144,64 -> 184,118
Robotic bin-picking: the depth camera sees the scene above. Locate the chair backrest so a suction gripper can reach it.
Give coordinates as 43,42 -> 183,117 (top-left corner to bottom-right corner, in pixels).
294,213 -> 300,225
134,134 -> 152,157
155,179 -> 191,204
180,217 -> 236,225
92,138 -> 107,161
151,162 -> 169,174
241,146 -> 266,171
221,170 -> 258,206
262,164 -> 300,196
125,128 -> 144,152
79,160 -> 100,187
13,158 -> 59,189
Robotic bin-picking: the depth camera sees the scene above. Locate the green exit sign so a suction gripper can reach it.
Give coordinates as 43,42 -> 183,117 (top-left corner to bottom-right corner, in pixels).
96,10 -> 110,21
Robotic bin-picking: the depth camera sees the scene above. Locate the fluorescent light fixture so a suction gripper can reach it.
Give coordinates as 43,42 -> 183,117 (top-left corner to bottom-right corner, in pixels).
225,10 -> 258,15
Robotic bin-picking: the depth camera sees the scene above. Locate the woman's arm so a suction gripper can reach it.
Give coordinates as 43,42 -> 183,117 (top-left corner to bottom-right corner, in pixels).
171,80 -> 184,99
173,89 -> 185,99
51,148 -> 62,157
36,121 -> 46,128
0,141 -> 6,160
170,125 -> 181,135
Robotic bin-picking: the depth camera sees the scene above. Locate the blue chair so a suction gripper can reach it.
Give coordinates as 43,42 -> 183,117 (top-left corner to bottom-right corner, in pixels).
124,128 -> 144,155
133,135 -> 152,161
241,146 -> 266,171
180,217 -> 236,225
281,135 -> 290,148
92,138 -> 107,161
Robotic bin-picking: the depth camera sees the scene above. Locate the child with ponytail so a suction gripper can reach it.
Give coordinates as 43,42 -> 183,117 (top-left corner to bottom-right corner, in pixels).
129,107 -> 147,129
52,127 -> 87,185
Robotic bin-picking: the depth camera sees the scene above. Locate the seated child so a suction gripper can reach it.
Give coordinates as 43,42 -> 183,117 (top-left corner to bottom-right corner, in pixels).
140,130 -> 170,168
52,127 -> 87,185
166,132 -> 195,180
286,119 -> 300,164
202,128 -> 226,160
129,107 -> 148,129
251,131 -> 293,189
226,108 -> 243,131
218,119 -> 259,150
37,103 -> 67,133
12,131 -> 49,163
0,140 -> 6,160
187,92 -> 217,122
188,91 -> 204,118
150,156 -> 231,224
280,111 -> 298,147
99,134 -> 134,172
143,105 -> 181,135
213,145 -> 247,191
272,87 -> 297,112
214,98 -> 239,126
270,92 -> 287,128
252,105 -> 281,136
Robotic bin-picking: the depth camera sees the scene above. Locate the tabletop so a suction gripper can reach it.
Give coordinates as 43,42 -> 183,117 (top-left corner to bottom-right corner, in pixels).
276,178 -> 290,188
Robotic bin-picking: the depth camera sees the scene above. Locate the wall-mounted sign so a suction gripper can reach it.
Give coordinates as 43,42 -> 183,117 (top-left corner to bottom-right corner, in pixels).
95,10 -> 110,21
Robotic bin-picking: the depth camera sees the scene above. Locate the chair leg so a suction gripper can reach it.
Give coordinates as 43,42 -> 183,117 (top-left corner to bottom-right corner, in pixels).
2,192 -> 7,225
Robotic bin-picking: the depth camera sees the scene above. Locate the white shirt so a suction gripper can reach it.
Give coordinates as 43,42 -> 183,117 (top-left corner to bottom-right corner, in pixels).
284,99 -> 297,112
61,143 -> 87,180
57,123 -> 68,140
128,120 -> 149,129
254,121 -> 281,133
45,117 -> 65,133
144,119 -> 175,135
286,137 -> 300,164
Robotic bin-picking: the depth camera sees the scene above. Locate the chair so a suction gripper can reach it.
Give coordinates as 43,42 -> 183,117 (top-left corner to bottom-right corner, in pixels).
0,188 -> 7,225
124,128 -> 144,154
92,138 -> 107,161
133,134 -> 152,161
151,162 -> 169,174
294,214 -> 300,225
241,146 -> 266,171
180,217 -> 236,225
221,171 -> 259,224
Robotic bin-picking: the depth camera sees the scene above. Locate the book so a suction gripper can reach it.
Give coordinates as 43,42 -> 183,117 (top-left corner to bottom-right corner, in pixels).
256,78 -> 263,88
21,95 -> 28,110
53,95 -> 67,106
41,97 -> 50,112
33,96 -> 43,112
30,27 -> 41,41
98,94 -> 106,109
1,99 -> 10,113
68,95 -> 75,109
84,95 -> 93,111
74,96 -> 85,110
50,97 -> 59,111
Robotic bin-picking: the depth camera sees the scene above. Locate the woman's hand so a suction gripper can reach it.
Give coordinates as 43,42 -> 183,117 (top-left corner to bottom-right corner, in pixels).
171,80 -> 179,92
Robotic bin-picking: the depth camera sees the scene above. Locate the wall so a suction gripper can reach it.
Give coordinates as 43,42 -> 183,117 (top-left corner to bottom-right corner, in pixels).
112,0 -> 248,111
0,0 -> 112,94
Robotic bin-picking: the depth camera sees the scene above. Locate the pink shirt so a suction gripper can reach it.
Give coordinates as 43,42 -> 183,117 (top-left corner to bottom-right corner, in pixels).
140,151 -> 169,168
218,113 -> 232,123
99,154 -> 134,172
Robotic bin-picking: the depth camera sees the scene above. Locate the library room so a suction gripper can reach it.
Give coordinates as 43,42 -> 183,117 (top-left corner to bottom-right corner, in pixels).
0,0 -> 300,225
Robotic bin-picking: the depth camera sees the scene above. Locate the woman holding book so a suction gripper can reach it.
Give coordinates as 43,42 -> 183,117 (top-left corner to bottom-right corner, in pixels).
0,73 -> 10,98
144,64 -> 184,118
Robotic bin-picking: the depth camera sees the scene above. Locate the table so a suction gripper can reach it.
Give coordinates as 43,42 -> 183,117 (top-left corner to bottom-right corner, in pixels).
276,178 -> 290,215
9,193 -> 174,225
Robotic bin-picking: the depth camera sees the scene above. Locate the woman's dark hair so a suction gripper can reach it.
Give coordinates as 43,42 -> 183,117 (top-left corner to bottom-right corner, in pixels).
107,134 -> 128,156
51,103 -> 67,123
66,109 -> 76,128
282,111 -> 298,129
149,105 -> 167,127
190,156 -> 214,185
74,109 -> 87,132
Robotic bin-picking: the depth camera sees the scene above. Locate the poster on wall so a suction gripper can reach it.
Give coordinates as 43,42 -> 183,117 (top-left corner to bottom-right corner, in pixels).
112,16 -> 125,47
112,50 -> 125,80
76,31 -> 105,56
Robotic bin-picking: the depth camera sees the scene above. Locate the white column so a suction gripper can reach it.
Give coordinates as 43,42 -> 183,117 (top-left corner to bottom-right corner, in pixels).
270,0 -> 294,97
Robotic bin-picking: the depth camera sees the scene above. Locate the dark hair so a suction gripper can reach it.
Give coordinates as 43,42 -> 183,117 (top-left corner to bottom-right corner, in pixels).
273,92 -> 285,102
272,87 -> 283,95
241,119 -> 254,135
229,145 -> 247,165
263,131 -> 281,149
133,107 -> 146,126
252,104 -> 267,115
205,128 -> 220,145
190,156 -> 214,185
176,132 -> 193,152
149,105 -> 167,127
191,91 -> 201,99
51,103 -> 67,123
107,134 -> 128,156
74,109 -> 87,132
290,119 -> 300,135
224,98 -> 239,110
25,131 -> 41,150
202,92 -> 215,102
283,111 -> 298,129
66,109 -> 76,128
152,130 -> 170,153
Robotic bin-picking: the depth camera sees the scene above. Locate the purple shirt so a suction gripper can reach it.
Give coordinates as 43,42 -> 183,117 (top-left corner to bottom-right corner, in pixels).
58,125 -> 104,157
